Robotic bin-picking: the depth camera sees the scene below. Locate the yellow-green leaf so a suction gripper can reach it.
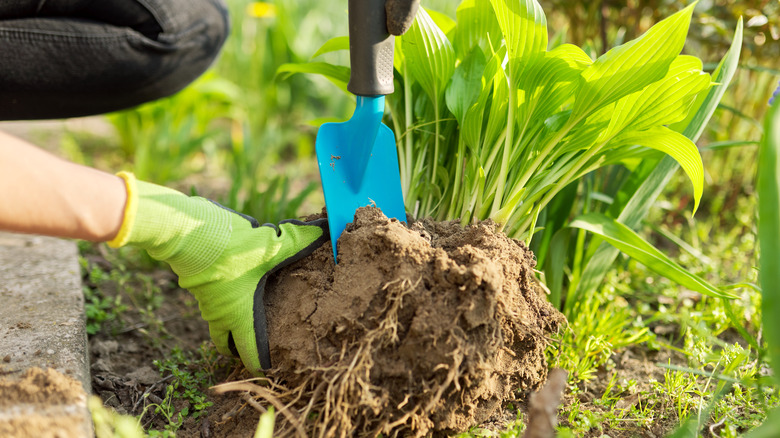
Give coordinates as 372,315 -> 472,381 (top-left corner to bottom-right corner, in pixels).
401,7 -> 455,106
611,126 -> 703,213
572,3 -> 696,119
570,213 -> 735,300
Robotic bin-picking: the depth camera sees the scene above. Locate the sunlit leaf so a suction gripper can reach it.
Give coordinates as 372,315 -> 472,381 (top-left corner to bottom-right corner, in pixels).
489,0 -> 547,61
570,213 -> 735,300
276,62 -> 350,93
311,36 -> 349,59
453,0 -> 503,58
609,127 -> 703,213
401,7 -> 455,105
574,18 -> 742,302
427,9 -> 457,37
572,4 -> 695,119
605,56 -> 711,135
517,44 -> 592,133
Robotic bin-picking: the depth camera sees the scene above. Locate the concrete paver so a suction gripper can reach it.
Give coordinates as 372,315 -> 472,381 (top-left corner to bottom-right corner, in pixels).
0,232 -> 91,437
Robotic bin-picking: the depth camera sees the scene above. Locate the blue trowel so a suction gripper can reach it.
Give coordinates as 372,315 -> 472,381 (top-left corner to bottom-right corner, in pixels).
315,0 -> 407,261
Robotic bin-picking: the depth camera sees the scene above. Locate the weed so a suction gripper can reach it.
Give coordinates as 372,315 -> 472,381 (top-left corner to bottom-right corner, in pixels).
80,256 -> 127,335
143,343 -> 225,435
78,243 -> 170,339
454,414 -> 525,437
548,295 -> 653,384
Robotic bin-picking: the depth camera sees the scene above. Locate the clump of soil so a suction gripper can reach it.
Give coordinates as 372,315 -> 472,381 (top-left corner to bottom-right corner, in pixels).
248,207 -> 565,436
0,367 -> 89,438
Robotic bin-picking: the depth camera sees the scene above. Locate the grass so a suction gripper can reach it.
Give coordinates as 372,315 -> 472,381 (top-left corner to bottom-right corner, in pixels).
546,163 -> 774,436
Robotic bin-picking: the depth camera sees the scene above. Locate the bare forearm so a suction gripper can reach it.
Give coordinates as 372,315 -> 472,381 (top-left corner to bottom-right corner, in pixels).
0,131 -> 126,241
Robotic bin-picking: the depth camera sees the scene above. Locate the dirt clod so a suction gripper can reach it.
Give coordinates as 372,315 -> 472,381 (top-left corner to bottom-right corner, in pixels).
245,208 -> 565,437
0,367 -> 88,438
0,367 -> 85,407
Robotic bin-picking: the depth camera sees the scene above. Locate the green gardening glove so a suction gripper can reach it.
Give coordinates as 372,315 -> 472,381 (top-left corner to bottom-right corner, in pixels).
109,172 -> 328,374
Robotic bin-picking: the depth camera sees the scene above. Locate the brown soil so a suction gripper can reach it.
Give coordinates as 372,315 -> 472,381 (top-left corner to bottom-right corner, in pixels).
0,367 -> 89,438
224,207 -> 565,437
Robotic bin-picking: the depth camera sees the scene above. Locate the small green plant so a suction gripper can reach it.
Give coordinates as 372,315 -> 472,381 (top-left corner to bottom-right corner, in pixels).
144,344 -> 222,435
80,256 -> 128,335
79,245 -> 169,337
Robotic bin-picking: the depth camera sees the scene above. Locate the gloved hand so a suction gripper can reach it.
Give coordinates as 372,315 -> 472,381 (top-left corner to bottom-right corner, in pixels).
385,0 -> 421,35
109,172 -> 328,374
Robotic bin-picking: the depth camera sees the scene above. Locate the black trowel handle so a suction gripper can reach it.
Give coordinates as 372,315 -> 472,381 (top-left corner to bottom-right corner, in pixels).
347,0 -> 395,96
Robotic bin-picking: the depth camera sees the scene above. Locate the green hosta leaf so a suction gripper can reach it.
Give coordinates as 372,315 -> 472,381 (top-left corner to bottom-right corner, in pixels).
461,50 -> 505,154
600,145 -> 661,166
428,9 -> 457,38
610,127 -> 703,213
556,104 -> 613,156
573,19 -> 743,306
605,55 -> 711,136
667,54 -> 704,73
276,62 -> 351,93
570,213 -> 735,300
490,0 -> 547,91
462,90 -> 489,153
454,0 -> 503,59
670,18 -> 744,138
572,3 -> 695,120
401,7 -> 455,106
517,44 -> 592,133
310,36 -> 349,59
483,63 -> 510,163
446,47 -> 487,123
489,0 -> 547,61
759,97 -> 780,386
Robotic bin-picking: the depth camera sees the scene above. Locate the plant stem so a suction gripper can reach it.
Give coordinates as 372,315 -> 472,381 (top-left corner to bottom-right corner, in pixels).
449,136 -> 465,219
516,139 -> 609,236
403,63 -> 413,200
424,99 -> 441,216
512,116 -> 581,199
491,84 -> 515,218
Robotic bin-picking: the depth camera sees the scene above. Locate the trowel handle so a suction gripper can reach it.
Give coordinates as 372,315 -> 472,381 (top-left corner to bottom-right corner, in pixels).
347,0 -> 395,96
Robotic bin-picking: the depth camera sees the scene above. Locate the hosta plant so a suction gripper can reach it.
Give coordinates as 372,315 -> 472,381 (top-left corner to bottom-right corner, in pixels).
283,0 -> 712,243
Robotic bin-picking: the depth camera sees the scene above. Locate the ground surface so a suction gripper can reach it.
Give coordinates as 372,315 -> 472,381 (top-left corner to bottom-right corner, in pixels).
83,209 -> 571,437
0,232 -> 92,438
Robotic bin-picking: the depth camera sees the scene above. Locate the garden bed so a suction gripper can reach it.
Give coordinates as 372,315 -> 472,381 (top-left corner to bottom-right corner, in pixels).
85,208 -> 569,436
83,204 -> 768,437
